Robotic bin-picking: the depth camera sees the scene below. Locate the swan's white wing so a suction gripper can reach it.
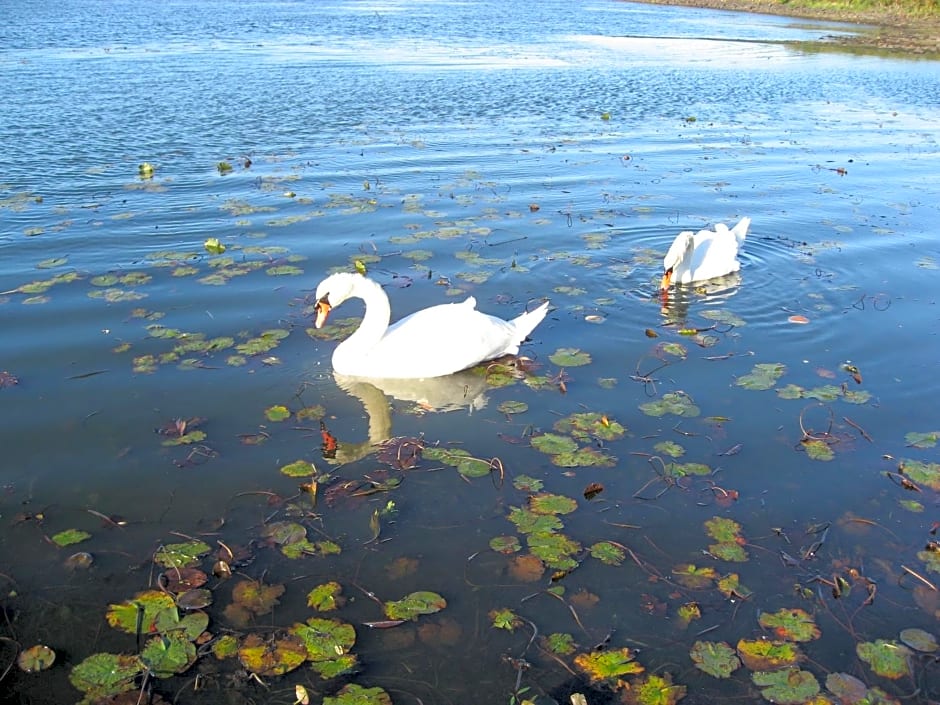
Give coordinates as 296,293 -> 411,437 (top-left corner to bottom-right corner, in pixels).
685,227 -> 742,282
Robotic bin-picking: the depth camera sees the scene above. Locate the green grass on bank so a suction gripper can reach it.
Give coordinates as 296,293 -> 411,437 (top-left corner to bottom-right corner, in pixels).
772,0 -> 939,19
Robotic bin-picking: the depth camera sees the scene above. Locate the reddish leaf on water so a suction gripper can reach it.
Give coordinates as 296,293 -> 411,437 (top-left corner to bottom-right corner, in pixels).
583,482 -> 604,500
156,416 -> 206,437
788,315 -> 809,325
377,436 -> 424,470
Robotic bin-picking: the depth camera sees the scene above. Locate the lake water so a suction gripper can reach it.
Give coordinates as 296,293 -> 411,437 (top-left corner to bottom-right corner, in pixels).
2,1 -> 940,703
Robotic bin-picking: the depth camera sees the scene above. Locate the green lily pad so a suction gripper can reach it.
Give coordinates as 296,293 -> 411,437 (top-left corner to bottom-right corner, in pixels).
512,475 -> 544,492
549,347 -> 592,367
51,528 -> 91,547
17,645 -> 56,673
527,531 -> 582,571
69,653 -> 143,701
490,535 -> 522,554
153,540 -> 211,569
751,668 -> 819,705
531,433 -> 579,456
490,607 -> 521,631
291,617 -> 357,662
899,627 -> 938,653
323,684 -> 393,705
802,438 -> 834,461
140,631 -> 198,678
589,541 -> 625,566
704,516 -> 742,543
759,608 -> 820,642
497,400 -> 529,415
677,601 -> 701,627
654,440 -> 685,458
307,582 -> 345,612
717,573 -> 752,599
574,647 -> 644,684
664,461 -> 712,478
546,632 -> 576,655
238,632 -> 307,677
737,639 -> 801,671
553,412 -> 626,441
264,404 -> 291,422
161,430 -> 207,447
551,446 -> 617,468
507,507 -> 564,535
672,564 -> 718,589
212,634 -> 239,660
384,591 -> 447,621
708,542 -> 748,562
690,640 -> 740,679
261,521 -> 307,546
777,384 -> 805,400
622,672 -> 687,705
528,493 -> 578,515
640,392 -> 700,418
900,459 -> 940,491
280,459 -> 316,477
735,362 -> 786,391
231,579 -> 285,617
856,640 -> 912,679
905,431 -> 940,448
701,309 -> 746,327
106,590 -> 177,634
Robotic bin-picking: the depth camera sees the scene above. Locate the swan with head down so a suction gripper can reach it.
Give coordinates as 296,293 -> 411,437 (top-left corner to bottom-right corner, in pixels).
660,216 -> 751,290
313,272 -> 549,379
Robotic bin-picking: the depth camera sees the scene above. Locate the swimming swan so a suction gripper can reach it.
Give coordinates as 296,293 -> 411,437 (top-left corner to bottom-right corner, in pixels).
660,216 -> 751,290
313,272 -> 549,379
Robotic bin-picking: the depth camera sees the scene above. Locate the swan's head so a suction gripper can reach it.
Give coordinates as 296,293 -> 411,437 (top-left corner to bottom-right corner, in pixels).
313,272 -> 362,328
660,231 -> 695,290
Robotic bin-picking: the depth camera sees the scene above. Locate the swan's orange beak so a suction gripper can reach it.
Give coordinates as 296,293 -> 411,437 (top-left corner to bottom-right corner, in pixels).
314,297 -> 332,329
660,269 -> 673,291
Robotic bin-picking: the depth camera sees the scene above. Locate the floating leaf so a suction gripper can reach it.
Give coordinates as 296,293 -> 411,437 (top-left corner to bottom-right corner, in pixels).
69,653 -> 143,701
900,459 -> 940,491
855,640 -> 912,679
531,433 -> 579,456
640,392 -> 700,418
384,591 -> 447,621
489,535 -> 521,554
323,684 -> 393,705
307,582 -> 346,612
905,431 -> 940,449
140,631 -> 198,678
549,347 -> 592,367
899,627 -> 938,653
802,439 -> 834,462
497,400 -> 528,415
280,459 -> 315,477
231,579 -> 285,617
264,404 -> 291,422
622,672 -> 687,705
212,634 -> 239,660
737,639 -> 802,671
546,632 -> 576,655
17,645 -> 55,673
513,475 -> 543,492
589,541 -> 625,566
508,554 -> 545,582
704,517 -> 742,543
735,363 -> 786,391
51,528 -> 91,547
664,461 -> 712,477
717,573 -> 752,599
759,609 -> 820,643
574,648 -> 644,685
824,673 -> 868,703
291,617 -> 357,662
106,590 -> 177,634
529,493 -> 578,515
672,564 -> 718,589
751,668 -> 819,705
527,531 -> 581,571
654,440 -> 684,458
490,607 -> 521,631
708,542 -> 748,562
154,540 -> 211,569
507,507 -> 563,535
677,602 -> 701,627
238,633 -> 307,677
690,641 -> 740,679
554,412 -> 626,441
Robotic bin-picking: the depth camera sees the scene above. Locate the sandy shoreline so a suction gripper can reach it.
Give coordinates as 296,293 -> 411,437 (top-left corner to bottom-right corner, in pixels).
631,0 -> 940,56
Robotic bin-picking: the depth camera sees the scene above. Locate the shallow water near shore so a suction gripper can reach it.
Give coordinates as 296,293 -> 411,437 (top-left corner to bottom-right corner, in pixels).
2,1 -> 940,703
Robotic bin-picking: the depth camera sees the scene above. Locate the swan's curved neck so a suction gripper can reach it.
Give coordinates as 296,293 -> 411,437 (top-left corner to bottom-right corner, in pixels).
335,276 -> 391,361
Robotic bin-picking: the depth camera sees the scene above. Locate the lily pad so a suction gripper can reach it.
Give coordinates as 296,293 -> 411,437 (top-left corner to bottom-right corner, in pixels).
622,672 -> 687,705
549,347 -> 592,367
507,507 -> 563,534
856,640 -> 912,679
291,617 -> 357,662
231,579 -> 285,617
154,540 -> 211,569
690,640 -> 740,679
899,627 -> 938,653
737,639 -> 802,671
654,440 -> 685,458
280,460 -> 316,477
69,652 -> 143,701
513,475 -> 543,492
490,535 -> 522,554
824,673 -> 868,704
553,412 -> 626,442
531,433 -> 579,456
140,631 -> 198,678
237,632 -> 307,677
672,564 -> 718,589
527,531 -> 582,571
900,459 -> 940,491
574,647 -> 644,685
905,431 -> 940,449
106,590 -> 177,634
589,541 -> 625,566
528,492 -> 578,515
546,632 -> 576,655
264,404 -> 291,422
735,362 -> 786,391
759,608 -> 821,642
323,684 -> 393,705
51,528 -> 91,547
497,400 -> 529,415
17,645 -> 56,673
384,591 -> 447,621
704,516 -> 742,543
751,668 -> 819,705
640,392 -> 700,418
802,438 -> 834,462
708,541 -> 748,562
307,582 -> 346,612
490,607 -> 522,631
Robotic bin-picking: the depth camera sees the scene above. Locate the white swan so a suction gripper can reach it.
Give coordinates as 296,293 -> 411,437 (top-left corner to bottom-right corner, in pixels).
313,272 -> 549,379
660,216 -> 751,290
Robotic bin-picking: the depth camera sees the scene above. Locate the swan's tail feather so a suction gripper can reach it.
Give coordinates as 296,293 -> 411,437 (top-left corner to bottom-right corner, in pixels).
510,300 -> 550,345
731,216 -> 751,244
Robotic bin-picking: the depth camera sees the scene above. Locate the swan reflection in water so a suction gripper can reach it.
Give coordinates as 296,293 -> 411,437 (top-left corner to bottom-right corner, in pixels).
324,367 -> 491,465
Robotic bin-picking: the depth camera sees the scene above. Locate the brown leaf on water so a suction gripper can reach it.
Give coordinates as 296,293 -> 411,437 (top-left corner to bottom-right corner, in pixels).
570,589 -> 600,610
418,616 -> 463,646
377,436 -> 424,470
156,416 -> 206,437
386,556 -> 420,580
162,567 -> 208,594
508,554 -> 545,583
583,482 -> 604,500
645,328 -> 658,338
